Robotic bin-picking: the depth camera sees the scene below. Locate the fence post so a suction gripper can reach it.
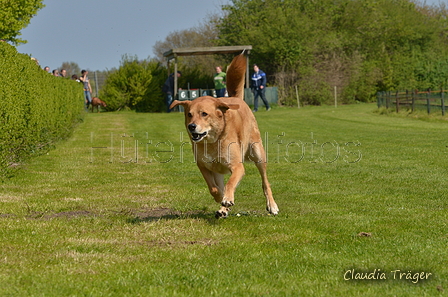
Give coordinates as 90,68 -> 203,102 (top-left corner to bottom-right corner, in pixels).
406,89 -> 408,108
427,89 -> 431,114
386,91 -> 390,109
442,87 -> 445,116
406,89 -> 409,110
334,86 -> 337,108
412,90 -> 415,112
295,85 -> 300,109
395,91 -> 399,112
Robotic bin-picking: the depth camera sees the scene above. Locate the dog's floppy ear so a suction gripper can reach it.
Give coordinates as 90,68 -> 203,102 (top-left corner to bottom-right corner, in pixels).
170,100 -> 190,109
216,101 -> 239,113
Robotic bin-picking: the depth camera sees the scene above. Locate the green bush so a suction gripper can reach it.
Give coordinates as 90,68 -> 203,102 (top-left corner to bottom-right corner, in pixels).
135,61 -> 167,113
100,55 -> 156,111
100,55 -> 215,113
0,42 -> 84,177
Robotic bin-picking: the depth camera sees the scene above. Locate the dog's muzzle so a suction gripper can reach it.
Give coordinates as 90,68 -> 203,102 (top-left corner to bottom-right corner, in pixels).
188,123 -> 207,142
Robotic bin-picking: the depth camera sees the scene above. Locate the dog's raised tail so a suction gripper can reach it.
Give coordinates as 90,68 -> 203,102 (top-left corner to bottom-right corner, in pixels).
226,53 -> 246,99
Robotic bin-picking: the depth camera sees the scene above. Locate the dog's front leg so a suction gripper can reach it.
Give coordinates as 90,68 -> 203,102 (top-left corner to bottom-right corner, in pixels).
198,166 -> 224,203
221,163 -> 245,208
197,165 -> 233,219
215,164 -> 245,219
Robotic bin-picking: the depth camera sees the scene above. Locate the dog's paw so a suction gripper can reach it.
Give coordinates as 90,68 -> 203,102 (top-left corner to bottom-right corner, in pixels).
221,199 -> 234,207
215,209 -> 229,219
267,204 -> 279,216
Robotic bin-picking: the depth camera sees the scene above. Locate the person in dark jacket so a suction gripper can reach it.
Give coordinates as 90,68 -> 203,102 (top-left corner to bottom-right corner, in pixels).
162,71 -> 182,113
251,64 -> 270,112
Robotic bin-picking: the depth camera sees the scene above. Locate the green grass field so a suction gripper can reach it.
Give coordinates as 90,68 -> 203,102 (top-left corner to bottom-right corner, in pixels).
0,104 -> 446,296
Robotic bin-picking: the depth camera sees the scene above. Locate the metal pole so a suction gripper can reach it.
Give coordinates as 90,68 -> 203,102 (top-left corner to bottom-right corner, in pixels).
174,55 -> 178,100
94,71 -> 99,97
246,54 -> 250,89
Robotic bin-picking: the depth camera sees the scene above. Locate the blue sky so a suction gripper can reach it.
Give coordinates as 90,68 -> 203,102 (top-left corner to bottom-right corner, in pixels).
17,0 -> 443,72
17,0 -> 230,71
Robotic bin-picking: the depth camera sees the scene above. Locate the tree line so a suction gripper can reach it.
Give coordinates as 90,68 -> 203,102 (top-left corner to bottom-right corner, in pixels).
3,0 -> 448,110
145,0 -> 448,108
154,0 -> 448,105
215,0 -> 448,105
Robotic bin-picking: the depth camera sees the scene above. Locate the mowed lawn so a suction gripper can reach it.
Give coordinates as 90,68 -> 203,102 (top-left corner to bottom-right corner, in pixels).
0,104 -> 446,296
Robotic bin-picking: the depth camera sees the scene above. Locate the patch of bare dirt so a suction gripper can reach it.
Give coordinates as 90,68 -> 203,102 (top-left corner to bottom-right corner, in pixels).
46,210 -> 95,219
137,239 -> 217,248
357,232 -> 372,237
127,207 -> 209,223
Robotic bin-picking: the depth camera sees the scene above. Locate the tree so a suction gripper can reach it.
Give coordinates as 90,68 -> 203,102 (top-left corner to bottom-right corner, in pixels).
100,55 -> 155,111
0,0 -> 45,44
135,62 -> 167,113
153,13 -> 228,75
216,0 -> 448,105
59,62 -> 81,78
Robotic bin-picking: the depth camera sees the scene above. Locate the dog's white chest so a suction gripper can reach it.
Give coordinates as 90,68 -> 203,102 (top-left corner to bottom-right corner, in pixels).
201,158 -> 231,174
195,145 -> 232,174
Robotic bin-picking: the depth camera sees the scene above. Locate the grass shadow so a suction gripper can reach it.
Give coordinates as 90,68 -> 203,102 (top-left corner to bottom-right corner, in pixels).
125,207 -> 221,225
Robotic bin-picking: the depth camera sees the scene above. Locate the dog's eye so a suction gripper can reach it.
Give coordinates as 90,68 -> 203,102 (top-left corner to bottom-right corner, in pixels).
187,113 -> 193,118
201,112 -> 208,117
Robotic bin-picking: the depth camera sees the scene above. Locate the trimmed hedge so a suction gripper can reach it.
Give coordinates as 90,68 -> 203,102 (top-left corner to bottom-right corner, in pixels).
0,42 -> 84,177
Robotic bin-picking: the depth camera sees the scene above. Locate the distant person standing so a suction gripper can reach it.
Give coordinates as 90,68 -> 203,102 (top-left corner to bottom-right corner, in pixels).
214,66 -> 226,98
43,66 -> 50,73
79,70 -> 92,109
251,64 -> 270,112
162,71 -> 182,113
60,69 -> 67,78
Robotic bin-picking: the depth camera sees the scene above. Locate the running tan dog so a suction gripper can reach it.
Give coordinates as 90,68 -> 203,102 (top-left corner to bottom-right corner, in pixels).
91,97 -> 107,113
170,54 -> 279,218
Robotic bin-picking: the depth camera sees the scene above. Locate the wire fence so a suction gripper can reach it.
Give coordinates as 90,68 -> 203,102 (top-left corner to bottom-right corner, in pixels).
377,89 -> 447,115
89,71 -> 108,97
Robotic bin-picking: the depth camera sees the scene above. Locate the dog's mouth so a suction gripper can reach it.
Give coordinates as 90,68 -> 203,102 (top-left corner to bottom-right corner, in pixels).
191,132 -> 207,142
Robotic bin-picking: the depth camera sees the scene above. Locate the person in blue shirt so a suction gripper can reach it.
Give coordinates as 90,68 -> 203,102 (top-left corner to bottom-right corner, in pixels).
251,64 -> 271,112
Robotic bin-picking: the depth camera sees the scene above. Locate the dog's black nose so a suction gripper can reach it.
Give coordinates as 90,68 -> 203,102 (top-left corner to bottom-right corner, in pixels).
188,123 -> 197,132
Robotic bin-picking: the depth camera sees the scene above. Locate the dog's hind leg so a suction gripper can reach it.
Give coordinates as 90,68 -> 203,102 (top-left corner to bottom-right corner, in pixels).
256,161 -> 279,215
251,143 -> 279,215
